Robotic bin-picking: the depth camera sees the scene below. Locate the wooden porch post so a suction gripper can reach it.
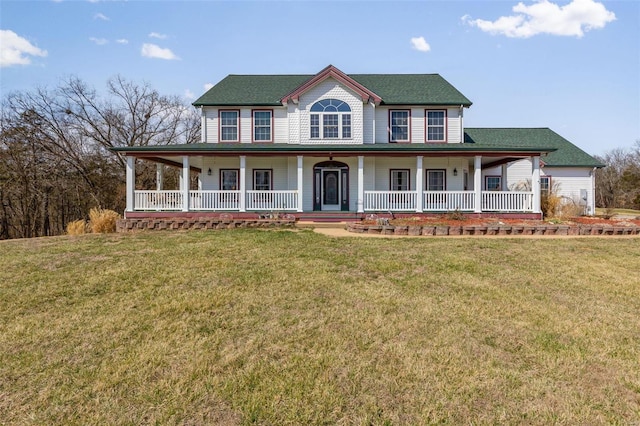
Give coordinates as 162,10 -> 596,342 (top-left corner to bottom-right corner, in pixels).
532,156 -> 541,214
357,156 -> 364,213
182,156 -> 190,212
297,156 -> 303,212
416,156 -> 423,213
474,156 -> 482,213
239,156 -> 246,212
126,155 -> 135,212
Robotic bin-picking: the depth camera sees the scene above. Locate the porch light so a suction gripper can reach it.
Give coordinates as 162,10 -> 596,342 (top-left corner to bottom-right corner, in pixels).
207,168 -> 212,176
453,168 -> 458,176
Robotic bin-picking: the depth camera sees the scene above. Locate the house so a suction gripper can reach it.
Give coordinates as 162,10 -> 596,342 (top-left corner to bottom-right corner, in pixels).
112,65 -> 603,221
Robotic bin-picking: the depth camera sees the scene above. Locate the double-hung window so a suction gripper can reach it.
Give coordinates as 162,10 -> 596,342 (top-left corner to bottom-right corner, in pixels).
426,170 -> 446,191
220,110 -> 239,142
485,176 -> 501,191
390,110 -> 410,142
426,110 -> 446,142
310,99 -> 351,139
221,169 -> 239,190
253,110 -> 272,142
390,170 -> 409,191
253,169 -> 272,191
540,176 -> 551,195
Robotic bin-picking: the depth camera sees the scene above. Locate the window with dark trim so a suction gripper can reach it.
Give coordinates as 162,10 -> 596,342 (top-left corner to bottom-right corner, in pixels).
253,169 -> 272,191
426,110 -> 446,142
390,110 -> 410,142
220,169 -> 239,190
253,110 -> 272,142
540,176 -> 551,194
485,176 -> 501,191
219,110 -> 239,142
426,169 -> 446,191
390,169 -> 410,191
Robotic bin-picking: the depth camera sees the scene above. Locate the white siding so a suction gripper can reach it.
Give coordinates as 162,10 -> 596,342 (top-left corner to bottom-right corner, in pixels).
374,106 -> 463,144
411,108 -> 424,144
273,108 -> 288,143
363,103 -> 375,144
204,107 -> 218,143
374,158 -> 415,190
240,109 -> 251,143
446,107 -> 462,143
424,158 -> 466,191
505,159 -> 596,214
297,78 -> 364,145
375,107 -> 390,143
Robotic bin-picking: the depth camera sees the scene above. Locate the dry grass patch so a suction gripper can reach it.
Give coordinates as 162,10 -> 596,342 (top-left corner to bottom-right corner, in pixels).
1,231 -> 639,424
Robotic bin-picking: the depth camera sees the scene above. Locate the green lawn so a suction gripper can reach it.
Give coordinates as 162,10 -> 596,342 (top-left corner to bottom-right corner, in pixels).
1,230 -> 639,425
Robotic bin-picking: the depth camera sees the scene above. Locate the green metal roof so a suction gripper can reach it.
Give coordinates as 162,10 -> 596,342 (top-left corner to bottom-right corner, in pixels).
192,73 -> 472,107
464,128 -> 604,168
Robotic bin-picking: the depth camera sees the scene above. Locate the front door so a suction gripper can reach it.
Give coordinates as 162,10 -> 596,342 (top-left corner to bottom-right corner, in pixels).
313,161 -> 349,211
322,169 -> 340,210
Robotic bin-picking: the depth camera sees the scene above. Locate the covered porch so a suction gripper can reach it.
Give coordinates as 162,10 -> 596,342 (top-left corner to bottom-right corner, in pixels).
120,148 -> 544,217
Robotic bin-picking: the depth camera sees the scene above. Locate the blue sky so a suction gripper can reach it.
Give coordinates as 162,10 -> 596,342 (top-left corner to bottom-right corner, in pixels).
1,0 -> 638,156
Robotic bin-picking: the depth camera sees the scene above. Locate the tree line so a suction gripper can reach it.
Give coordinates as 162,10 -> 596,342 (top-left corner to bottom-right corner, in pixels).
1,76 -> 200,239
594,142 -> 640,213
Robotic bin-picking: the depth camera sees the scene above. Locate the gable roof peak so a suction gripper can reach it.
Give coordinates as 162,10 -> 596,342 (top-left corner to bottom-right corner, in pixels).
280,64 -> 383,106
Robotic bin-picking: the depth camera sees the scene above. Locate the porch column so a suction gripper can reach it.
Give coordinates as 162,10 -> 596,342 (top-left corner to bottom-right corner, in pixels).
474,156 -> 482,213
239,155 -> 246,212
126,155 -> 135,212
416,156 -> 423,213
501,164 -> 508,191
357,156 -> 364,213
182,156 -> 190,212
297,156 -> 303,212
532,156 -> 541,214
156,164 -> 164,191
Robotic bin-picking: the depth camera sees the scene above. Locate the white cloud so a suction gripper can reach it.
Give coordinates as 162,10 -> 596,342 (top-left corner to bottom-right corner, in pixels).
89,37 -> 108,45
94,13 -> 109,21
184,89 -> 195,100
410,36 -> 431,52
141,43 -> 179,60
116,39 -> 129,44
148,32 -> 168,39
204,83 -> 214,91
0,29 -> 48,67
463,0 -> 616,38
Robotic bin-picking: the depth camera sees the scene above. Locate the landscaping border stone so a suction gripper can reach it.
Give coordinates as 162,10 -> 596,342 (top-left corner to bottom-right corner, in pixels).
345,222 -> 640,237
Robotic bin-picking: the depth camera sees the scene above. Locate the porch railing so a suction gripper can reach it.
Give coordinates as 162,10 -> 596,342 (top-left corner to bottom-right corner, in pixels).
423,191 -> 475,212
190,190 -> 240,210
246,190 -> 298,211
135,190 -> 183,210
482,191 -> 533,212
363,190 -> 534,212
364,191 -> 417,211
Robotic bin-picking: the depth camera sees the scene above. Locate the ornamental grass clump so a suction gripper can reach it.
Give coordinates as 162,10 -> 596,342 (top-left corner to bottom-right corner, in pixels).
65,219 -> 87,235
88,208 -> 120,233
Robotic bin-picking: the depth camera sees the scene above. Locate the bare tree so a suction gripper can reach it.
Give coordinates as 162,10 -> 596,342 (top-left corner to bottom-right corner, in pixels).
0,76 -> 200,239
594,141 -> 640,210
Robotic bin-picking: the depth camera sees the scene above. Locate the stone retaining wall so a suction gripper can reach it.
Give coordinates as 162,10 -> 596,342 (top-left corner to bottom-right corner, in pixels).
117,218 -> 296,232
346,223 -> 640,236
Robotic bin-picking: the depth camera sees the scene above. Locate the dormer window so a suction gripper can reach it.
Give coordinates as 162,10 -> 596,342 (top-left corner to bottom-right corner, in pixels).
310,99 -> 351,139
